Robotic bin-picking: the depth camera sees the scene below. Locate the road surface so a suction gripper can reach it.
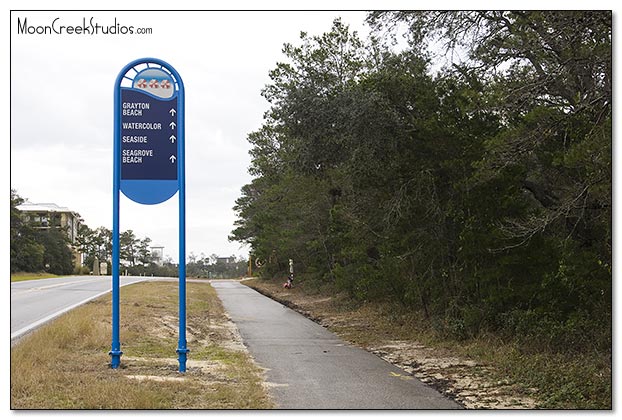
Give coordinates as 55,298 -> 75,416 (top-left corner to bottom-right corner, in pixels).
212,281 -> 461,409
10,275 -> 147,341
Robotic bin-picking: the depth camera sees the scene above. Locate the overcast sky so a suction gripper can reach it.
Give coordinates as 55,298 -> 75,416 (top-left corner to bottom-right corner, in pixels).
7,2 -> 619,267
10,9 -> 372,262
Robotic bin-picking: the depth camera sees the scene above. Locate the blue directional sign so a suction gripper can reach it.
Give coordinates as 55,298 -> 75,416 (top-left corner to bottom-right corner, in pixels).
112,58 -> 188,373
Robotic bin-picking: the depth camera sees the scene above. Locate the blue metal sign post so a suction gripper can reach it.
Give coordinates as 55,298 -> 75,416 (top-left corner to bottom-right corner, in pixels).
112,58 -> 188,372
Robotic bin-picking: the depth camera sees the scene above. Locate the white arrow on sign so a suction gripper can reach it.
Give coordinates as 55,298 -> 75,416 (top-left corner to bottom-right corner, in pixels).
169,155 -> 177,163
169,108 -> 176,116
170,135 -> 176,143
169,121 -> 176,129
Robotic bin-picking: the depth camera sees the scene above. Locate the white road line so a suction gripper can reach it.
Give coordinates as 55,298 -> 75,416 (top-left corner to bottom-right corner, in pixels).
11,278 -> 145,341
12,278 -> 99,295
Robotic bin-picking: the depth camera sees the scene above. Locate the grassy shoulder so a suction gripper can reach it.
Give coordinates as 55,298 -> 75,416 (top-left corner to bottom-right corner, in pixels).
10,272 -> 64,282
11,280 -> 274,409
243,277 -> 611,409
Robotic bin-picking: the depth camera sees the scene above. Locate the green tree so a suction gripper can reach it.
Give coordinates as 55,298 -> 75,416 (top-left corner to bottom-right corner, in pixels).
10,189 -> 44,272
36,227 -> 74,275
120,230 -> 137,266
232,19 -> 377,280
76,225 -> 113,270
135,237 -> 153,266
370,11 -> 611,258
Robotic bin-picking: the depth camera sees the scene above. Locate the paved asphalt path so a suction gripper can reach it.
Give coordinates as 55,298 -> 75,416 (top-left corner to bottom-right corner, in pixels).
212,281 -> 461,409
11,275 -> 148,341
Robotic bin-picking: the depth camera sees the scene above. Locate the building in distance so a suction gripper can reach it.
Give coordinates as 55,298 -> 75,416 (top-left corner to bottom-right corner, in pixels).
16,201 -> 81,244
16,201 -> 82,269
150,244 -> 164,266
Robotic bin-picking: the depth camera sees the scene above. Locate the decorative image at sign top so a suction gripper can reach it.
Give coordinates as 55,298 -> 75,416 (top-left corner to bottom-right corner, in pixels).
133,68 -> 174,99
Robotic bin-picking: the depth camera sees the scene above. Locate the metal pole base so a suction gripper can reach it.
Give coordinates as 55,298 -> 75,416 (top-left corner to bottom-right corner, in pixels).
109,349 -> 123,369
176,347 -> 189,372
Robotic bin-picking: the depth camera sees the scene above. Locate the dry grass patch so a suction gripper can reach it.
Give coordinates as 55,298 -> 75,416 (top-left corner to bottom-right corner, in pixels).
11,281 -> 274,409
11,272 -> 63,282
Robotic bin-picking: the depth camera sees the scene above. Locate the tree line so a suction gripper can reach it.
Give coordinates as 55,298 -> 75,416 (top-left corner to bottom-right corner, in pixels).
230,11 -> 611,354
10,189 -> 156,275
186,254 -> 248,279
11,189 -> 247,278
